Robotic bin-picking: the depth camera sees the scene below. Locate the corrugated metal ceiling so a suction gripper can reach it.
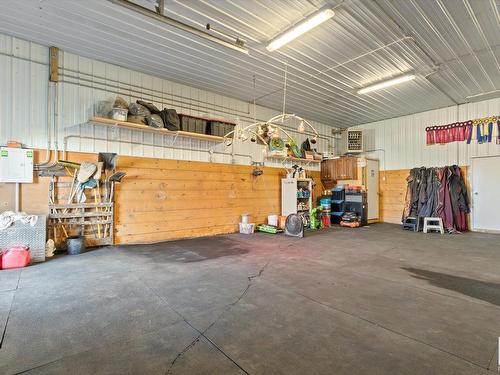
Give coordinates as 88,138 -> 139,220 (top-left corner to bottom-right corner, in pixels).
0,0 -> 498,127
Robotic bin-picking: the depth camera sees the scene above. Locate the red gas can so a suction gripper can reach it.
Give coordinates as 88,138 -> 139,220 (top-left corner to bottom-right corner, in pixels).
1,246 -> 30,269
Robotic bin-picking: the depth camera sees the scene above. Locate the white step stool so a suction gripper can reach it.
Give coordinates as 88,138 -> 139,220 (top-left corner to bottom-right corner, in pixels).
423,217 -> 444,234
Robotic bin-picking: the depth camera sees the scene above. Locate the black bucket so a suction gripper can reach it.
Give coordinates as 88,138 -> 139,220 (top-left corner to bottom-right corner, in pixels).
67,236 -> 85,255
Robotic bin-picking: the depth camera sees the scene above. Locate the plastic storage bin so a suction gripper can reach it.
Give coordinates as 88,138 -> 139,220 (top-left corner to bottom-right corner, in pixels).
112,108 -> 128,121
239,223 -> 255,234
207,121 -> 234,137
179,115 -> 207,134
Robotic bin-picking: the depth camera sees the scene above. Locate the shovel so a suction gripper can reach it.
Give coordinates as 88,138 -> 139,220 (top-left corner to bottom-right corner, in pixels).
93,162 -> 104,238
99,153 -> 117,208
77,179 -> 98,237
104,171 -> 126,238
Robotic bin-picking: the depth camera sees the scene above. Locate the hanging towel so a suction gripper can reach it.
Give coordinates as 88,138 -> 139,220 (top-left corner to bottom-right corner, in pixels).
0,211 -> 38,231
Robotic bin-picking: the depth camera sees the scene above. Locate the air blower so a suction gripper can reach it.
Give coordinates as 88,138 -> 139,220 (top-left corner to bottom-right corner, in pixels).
284,214 -> 304,238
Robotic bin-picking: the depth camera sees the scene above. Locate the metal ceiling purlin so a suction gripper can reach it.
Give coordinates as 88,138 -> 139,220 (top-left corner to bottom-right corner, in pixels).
108,0 -> 249,54
0,0 -> 498,127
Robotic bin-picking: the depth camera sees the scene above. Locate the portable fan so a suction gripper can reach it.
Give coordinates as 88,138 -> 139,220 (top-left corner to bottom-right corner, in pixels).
284,214 -> 304,238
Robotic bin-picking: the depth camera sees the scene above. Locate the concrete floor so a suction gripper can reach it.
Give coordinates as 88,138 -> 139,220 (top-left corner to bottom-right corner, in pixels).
0,223 -> 499,374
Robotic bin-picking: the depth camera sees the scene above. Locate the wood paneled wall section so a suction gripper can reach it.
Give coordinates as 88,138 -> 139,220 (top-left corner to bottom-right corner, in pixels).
0,150 -> 323,245
114,156 -> 323,244
379,167 -> 469,224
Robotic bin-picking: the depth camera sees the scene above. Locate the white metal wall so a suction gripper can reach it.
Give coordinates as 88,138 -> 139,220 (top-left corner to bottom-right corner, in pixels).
352,97 -> 500,171
0,33 -> 336,170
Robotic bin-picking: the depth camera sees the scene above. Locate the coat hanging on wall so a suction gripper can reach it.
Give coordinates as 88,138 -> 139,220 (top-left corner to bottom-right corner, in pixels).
402,166 -> 469,233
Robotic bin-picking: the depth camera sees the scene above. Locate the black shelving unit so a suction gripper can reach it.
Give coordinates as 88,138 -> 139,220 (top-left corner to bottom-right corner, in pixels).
331,187 -> 345,224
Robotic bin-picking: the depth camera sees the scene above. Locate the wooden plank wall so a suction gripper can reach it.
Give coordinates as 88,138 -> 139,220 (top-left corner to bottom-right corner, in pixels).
379,167 -> 469,224
114,156 -> 323,244
0,150 -> 324,245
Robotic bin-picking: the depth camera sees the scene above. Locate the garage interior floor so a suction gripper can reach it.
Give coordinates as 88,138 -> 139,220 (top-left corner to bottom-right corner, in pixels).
0,223 -> 499,374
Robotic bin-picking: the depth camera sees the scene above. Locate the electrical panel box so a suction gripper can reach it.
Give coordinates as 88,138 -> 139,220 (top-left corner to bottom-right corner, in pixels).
345,130 -> 363,153
0,147 -> 34,183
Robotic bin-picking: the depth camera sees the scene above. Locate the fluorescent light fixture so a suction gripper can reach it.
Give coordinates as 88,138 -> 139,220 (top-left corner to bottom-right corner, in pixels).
465,89 -> 500,103
357,74 -> 416,94
266,7 -> 335,52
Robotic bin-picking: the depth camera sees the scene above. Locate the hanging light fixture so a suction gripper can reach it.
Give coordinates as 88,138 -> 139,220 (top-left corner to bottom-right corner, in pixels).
266,7 -> 335,52
358,74 -> 416,94
222,114 -> 319,147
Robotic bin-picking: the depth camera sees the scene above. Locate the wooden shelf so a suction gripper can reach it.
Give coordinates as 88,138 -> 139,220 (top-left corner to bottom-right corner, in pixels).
265,155 -> 322,164
89,117 -> 225,142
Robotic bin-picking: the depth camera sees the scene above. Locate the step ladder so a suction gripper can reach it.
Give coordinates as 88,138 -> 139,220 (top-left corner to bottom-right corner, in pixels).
423,217 -> 444,234
403,216 -> 418,231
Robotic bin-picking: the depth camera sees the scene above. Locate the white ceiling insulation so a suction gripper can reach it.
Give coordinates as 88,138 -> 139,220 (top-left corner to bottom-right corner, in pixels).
0,0 -> 498,128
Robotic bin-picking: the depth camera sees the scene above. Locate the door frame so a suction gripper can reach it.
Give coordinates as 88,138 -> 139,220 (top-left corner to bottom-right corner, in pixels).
364,158 -> 380,222
470,155 -> 500,233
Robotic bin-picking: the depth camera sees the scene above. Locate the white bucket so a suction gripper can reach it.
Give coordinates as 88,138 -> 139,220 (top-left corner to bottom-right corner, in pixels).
268,215 -> 278,226
241,214 -> 250,224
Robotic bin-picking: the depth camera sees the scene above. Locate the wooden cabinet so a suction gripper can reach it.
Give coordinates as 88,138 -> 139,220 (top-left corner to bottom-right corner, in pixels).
321,159 -> 335,188
336,156 -> 358,180
321,157 -> 358,184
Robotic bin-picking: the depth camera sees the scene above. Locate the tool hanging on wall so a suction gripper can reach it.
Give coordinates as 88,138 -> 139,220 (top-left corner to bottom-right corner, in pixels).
103,171 -> 126,237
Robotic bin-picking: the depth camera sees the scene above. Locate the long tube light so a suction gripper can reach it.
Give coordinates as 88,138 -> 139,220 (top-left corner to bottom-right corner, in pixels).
357,74 -> 416,95
266,7 -> 335,52
108,0 -> 249,54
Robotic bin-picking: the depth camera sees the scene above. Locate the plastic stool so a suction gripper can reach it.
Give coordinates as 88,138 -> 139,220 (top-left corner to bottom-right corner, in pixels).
403,216 -> 418,231
423,217 -> 444,234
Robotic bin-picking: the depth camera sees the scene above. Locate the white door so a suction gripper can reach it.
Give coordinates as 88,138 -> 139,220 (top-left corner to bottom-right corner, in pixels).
472,156 -> 500,232
366,159 -> 379,220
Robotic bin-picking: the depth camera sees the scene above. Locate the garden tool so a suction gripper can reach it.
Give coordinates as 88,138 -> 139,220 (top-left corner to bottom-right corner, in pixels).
77,178 -> 99,237
56,160 -> 80,201
64,162 -> 96,215
56,160 -> 80,215
104,171 -> 126,237
77,162 -> 97,183
48,174 -> 68,238
77,178 -> 98,203
74,162 -> 97,204
92,162 -> 104,238
98,153 -> 117,173
98,153 -> 117,208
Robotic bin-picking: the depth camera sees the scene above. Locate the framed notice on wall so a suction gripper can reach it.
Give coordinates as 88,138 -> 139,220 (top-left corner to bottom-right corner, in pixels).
0,147 -> 34,183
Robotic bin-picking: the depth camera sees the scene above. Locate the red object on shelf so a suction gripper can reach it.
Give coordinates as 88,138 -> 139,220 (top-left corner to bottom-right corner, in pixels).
1,246 -> 30,269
